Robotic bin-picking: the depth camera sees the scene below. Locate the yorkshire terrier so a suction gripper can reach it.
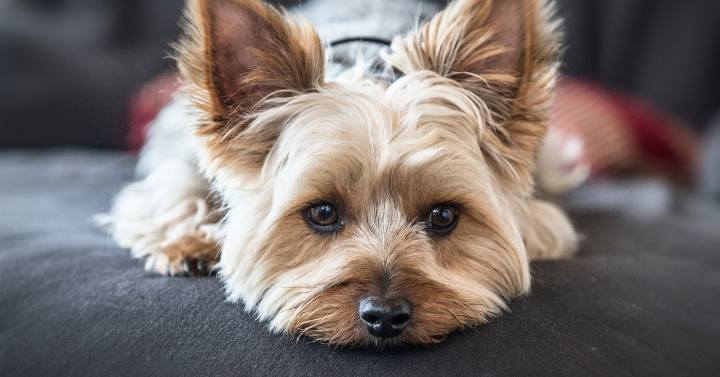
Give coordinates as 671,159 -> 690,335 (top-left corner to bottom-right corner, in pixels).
103,0 -> 579,346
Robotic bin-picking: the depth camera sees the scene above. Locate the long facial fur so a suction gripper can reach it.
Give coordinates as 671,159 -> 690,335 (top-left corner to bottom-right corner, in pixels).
174,0 -> 570,346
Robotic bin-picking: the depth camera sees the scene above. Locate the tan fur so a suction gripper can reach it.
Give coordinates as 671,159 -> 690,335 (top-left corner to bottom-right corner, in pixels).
108,0 -> 578,346
386,0 -> 563,192
176,0 -> 325,172
523,200 -> 578,260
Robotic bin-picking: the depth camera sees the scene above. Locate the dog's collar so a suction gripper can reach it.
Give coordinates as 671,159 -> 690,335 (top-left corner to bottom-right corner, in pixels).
327,36 -> 401,83
328,36 -> 392,48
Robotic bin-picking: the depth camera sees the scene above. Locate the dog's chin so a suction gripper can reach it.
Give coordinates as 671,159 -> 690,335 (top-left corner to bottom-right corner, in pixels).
286,280 -> 502,347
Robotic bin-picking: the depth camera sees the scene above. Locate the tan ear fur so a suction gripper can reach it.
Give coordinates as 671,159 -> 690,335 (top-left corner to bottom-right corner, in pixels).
175,0 -> 325,168
388,0 -> 563,191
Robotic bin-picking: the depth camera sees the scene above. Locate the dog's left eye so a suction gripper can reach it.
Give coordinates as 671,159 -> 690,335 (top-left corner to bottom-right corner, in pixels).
304,202 -> 342,233
426,205 -> 459,235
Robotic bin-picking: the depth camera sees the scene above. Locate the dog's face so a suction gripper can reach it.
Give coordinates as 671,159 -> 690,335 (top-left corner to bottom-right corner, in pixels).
178,0 -> 561,345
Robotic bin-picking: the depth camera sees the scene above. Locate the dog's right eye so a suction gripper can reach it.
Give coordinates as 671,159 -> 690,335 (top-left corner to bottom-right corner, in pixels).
304,202 -> 342,233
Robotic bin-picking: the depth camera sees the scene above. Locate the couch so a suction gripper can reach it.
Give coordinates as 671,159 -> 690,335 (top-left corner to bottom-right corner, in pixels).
1,150 -> 718,376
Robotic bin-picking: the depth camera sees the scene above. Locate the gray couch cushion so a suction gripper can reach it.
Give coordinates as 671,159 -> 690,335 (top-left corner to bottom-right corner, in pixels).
1,150 -> 719,376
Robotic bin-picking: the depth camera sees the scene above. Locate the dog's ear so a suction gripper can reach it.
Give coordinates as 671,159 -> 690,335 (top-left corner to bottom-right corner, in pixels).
388,0 -> 562,190
176,0 -> 324,168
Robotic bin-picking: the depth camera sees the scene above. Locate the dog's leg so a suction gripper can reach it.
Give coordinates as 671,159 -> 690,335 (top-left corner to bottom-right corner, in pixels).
99,159 -> 221,276
522,200 -> 579,261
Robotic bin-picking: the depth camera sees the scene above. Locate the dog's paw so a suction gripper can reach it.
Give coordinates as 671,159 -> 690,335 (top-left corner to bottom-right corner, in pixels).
144,253 -> 216,277
523,200 -> 579,261
179,258 -> 216,276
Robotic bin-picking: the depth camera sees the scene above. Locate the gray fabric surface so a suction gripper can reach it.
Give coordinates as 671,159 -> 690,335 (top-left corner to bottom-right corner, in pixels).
1,150 -> 719,377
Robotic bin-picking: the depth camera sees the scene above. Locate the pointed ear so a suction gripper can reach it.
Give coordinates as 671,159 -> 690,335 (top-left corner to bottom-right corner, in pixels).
177,0 -> 324,124
388,0 -> 563,189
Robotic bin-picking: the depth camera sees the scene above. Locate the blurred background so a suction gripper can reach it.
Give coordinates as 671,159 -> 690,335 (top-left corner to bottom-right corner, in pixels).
1,0 -> 719,201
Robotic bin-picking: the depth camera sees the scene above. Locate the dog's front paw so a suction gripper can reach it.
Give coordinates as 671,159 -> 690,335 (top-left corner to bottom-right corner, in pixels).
523,200 -> 579,261
144,253 -> 216,277
180,258 -> 216,276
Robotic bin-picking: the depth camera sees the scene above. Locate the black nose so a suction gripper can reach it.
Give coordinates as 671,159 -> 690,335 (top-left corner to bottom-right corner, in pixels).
358,296 -> 412,338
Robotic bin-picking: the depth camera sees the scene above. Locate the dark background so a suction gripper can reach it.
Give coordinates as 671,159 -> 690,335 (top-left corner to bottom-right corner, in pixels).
1,0 -> 719,148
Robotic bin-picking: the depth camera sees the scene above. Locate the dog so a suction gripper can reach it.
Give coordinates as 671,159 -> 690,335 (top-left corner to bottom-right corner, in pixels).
102,0 -> 580,346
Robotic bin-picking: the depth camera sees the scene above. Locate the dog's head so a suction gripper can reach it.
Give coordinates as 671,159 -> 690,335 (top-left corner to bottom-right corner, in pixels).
177,0 -> 562,346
